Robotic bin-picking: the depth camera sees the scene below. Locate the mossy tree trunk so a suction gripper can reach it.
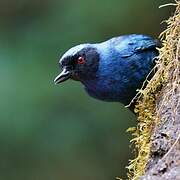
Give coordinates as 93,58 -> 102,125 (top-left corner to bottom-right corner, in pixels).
140,79 -> 180,180
127,2 -> 180,180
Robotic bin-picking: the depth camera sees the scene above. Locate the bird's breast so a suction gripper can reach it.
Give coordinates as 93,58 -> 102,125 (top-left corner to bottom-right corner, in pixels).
82,78 -> 125,102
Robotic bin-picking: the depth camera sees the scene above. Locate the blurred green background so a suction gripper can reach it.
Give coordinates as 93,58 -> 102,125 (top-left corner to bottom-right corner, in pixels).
0,0 -> 172,179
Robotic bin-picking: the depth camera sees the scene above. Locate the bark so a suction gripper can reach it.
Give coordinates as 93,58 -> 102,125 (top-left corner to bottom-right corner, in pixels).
139,2 -> 180,179
140,84 -> 180,179
127,2 -> 180,180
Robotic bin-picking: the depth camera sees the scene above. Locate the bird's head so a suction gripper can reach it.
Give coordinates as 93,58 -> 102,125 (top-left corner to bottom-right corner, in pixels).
54,44 -> 100,84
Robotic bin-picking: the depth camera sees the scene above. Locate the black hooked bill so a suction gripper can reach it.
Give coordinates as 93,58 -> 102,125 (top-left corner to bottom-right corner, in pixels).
54,68 -> 71,84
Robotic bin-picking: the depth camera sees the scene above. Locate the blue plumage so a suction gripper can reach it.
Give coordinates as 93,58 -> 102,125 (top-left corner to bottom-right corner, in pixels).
54,34 -> 159,106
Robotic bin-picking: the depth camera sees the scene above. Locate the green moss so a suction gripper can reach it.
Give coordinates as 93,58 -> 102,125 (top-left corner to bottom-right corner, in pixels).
127,1 -> 180,179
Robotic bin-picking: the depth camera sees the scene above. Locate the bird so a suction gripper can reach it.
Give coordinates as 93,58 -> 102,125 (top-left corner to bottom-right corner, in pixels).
54,34 -> 159,109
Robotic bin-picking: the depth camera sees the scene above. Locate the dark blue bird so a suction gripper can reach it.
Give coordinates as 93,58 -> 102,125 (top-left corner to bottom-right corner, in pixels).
54,34 -> 159,107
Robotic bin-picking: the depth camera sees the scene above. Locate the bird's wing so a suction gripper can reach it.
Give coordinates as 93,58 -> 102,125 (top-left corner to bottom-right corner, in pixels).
112,34 -> 160,58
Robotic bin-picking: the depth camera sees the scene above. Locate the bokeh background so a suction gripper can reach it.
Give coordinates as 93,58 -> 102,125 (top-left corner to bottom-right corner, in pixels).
0,0 -> 173,179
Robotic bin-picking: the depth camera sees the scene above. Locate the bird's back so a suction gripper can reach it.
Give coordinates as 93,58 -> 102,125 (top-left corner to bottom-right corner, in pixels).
109,34 -> 159,57
90,34 -> 159,104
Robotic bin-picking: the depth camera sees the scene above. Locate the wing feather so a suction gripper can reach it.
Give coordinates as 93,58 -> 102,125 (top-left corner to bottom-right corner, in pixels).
111,34 -> 159,58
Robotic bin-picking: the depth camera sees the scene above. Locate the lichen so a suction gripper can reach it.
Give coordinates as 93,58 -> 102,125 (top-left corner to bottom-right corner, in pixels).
127,1 -> 180,179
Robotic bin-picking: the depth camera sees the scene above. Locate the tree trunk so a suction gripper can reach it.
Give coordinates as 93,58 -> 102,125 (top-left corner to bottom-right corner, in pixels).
140,80 -> 180,179
127,2 -> 180,180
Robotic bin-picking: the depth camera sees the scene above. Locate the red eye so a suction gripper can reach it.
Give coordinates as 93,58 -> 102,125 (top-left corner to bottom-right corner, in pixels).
77,56 -> 85,64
